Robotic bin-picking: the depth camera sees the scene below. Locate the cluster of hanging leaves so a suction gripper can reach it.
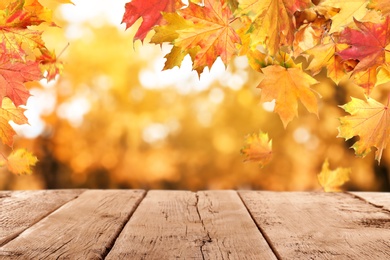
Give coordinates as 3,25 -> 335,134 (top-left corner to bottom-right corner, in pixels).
122,0 -> 390,177
0,0 -> 70,174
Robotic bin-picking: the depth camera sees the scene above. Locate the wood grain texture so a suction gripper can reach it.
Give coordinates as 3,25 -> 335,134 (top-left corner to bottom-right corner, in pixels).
0,190 -> 145,259
105,190 -> 209,259
106,190 -> 276,259
350,192 -> 390,211
0,190 -> 83,246
197,190 -> 277,259
239,191 -> 390,260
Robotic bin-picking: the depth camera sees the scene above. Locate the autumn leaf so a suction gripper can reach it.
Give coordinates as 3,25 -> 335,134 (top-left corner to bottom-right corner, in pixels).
317,159 -> 350,192
293,7 -> 335,56
257,53 -> 319,127
0,97 -> 28,147
0,0 -> 54,28
236,0 -> 312,55
38,48 -> 64,81
151,12 -> 195,70
0,56 -> 42,107
319,0 -> 369,33
241,131 -> 272,167
0,27 -> 46,61
376,63 -> 390,86
6,148 -> 38,175
338,97 -> 390,163
350,66 -> 378,95
153,0 -> 240,74
367,0 -> 390,17
174,0 -> 240,73
338,17 -> 390,73
0,0 -> 59,63
305,39 -> 349,84
122,0 -> 183,42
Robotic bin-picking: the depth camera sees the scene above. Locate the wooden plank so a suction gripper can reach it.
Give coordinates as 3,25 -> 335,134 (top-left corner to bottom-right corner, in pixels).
0,190 -> 84,246
106,190 -> 276,259
0,190 -> 145,259
239,191 -> 390,259
197,190 -> 277,259
350,192 -> 390,211
105,190 -> 208,259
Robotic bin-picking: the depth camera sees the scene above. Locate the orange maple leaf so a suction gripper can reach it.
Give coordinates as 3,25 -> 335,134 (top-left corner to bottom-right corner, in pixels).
0,97 -> 28,147
5,148 -> 38,175
257,54 -> 319,127
367,0 -> 390,17
38,47 -> 64,81
2,0 -> 54,27
122,0 -> 183,42
236,0 -> 312,55
0,0 -> 57,63
317,159 -> 350,192
305,39 -> 349,85
0,56 -> 42,106
241,131 -> 272,167
0,28 -> 45,61
172,0 -> 240,74
338,97 -> 390,163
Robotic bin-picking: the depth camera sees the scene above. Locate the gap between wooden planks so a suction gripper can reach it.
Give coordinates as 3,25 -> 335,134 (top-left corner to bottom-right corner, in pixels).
0,190 -> 389,259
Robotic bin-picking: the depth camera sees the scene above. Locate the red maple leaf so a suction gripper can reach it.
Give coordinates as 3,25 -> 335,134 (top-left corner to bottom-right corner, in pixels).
0,57 -> 42,107
122,0 -> 183,41
337,17 -> 390,72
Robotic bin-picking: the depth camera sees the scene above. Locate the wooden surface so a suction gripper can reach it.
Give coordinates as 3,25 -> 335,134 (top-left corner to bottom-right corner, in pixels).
0,190 -> 389,259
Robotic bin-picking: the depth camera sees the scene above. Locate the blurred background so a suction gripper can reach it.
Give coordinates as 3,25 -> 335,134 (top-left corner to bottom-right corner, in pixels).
1,0 -> 389,191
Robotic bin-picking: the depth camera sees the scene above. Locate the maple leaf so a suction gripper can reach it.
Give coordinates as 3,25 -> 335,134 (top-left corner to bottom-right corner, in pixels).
153,0 -> 240,74
6,148 -> 38,175
317,159 -> 350,192
338,17 -> 390,73
350,66 -> 378,95
376,63 -> 390,86
319,0 -> 369,33
305,38 -> 349,84
122,0 -> 183,42
0,56 -> 42,107
0,27 -> 46,61
151,13 -> 196,70
367,0 -> 390,17
174,0 -> 240,74
38,48 -> 64,81
0,97 -> 28,147
257,53 -> 319,127
338,97 -> 390,163
293,6 -> 336,56
241,131 -> 272,167
236,0 -> 312,55
2,0 -> 54,28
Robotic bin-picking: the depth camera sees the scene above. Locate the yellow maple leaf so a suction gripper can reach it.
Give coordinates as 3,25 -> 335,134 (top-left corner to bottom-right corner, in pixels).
257,54 -> 319,127
6,148 -> 38,175
241,131 -> 272,167
318,159 -> 351,192
0,97 -> 28,147
367,0 -> 390,17
319,0 -> 369,33
153,0 -> 240,75
151,13 -> 196,70
305,39 -> 349,84
376,63 -> 390,86
338,97 -> 390,163
236,0 -> 312,55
